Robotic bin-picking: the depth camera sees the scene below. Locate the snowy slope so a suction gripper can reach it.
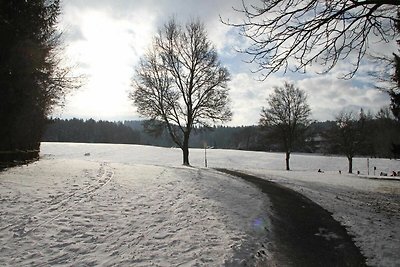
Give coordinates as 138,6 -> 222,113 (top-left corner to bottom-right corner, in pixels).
1,142 -> 399,266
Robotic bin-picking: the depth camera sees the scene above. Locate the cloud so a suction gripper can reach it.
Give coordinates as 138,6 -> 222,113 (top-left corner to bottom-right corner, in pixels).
227,73 -> 286,126
227,71 -> 390,126
56,0 -> 394,125
298,75 -> 390,121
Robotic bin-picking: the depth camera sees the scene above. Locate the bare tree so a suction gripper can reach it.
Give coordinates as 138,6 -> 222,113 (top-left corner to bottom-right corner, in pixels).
224,0 -> 399,79
130,19 -> 232,165
259,82 -> 311,170
327,110 -> 367,173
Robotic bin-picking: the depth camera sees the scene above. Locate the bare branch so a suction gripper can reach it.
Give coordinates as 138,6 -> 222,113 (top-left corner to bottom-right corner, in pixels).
223,0 -> 399,79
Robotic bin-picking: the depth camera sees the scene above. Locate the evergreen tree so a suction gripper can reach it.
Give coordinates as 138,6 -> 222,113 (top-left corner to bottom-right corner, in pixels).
391,53 -> 400,121
0,1 -> 78,159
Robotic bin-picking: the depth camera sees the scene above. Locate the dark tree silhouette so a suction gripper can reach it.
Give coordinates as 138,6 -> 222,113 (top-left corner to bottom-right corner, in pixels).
0,0 -> 79,161
371,11 -> 400,121
130,19 -> 231,165
259,82 -> 311,170
225,0 -> 399,79
389,12 -> 400,121
390,52 -> 400,121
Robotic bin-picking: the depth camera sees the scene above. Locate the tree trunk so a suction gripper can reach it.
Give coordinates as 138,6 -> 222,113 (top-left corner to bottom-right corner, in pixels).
285,151 -> 290,171
348,156 -> 353,174
182,133 -> 190,166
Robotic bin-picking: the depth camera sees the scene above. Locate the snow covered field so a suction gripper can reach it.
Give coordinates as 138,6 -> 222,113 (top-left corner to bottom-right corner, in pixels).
1,142 -> 399,266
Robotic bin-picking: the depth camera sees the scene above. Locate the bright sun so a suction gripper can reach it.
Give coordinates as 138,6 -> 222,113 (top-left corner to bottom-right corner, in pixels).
59,10 -> 155,120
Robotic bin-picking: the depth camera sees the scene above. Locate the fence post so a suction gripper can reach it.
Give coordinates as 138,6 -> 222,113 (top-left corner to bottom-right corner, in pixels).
204,142 -> 208,168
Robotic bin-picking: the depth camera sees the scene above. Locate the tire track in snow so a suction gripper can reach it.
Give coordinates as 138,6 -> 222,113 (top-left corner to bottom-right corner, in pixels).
12,162 -> 114,237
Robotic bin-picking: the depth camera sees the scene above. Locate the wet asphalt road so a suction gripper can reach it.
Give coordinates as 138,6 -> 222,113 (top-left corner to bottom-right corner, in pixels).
216,169 -> 367,267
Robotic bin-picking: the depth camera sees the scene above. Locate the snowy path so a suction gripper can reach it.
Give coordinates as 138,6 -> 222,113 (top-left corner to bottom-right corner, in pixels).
0,157 -> 270,266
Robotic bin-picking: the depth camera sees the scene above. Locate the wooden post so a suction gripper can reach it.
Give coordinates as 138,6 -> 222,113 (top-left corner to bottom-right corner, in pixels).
204,142 -> 208,168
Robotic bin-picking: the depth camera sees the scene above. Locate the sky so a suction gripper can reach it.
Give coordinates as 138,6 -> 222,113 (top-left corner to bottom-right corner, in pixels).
54,0 -> 393,126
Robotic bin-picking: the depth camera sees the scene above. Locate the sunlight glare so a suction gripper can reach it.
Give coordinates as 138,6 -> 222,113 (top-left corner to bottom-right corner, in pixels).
60,9 -> 155,120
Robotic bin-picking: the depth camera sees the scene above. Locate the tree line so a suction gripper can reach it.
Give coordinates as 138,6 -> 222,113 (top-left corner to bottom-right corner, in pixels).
43,118 -> 140,145
42,113 -> 400,162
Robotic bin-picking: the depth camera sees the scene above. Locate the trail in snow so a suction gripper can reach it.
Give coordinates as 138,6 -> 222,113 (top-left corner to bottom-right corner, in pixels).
13,162 -> 114,238
0,157 -> 270,266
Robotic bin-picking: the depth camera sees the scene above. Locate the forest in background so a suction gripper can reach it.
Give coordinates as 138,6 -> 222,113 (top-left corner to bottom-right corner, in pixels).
42,115 -> 400,159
